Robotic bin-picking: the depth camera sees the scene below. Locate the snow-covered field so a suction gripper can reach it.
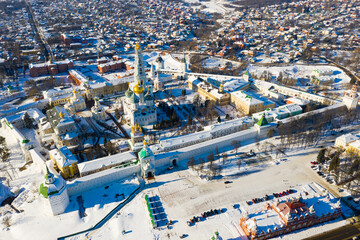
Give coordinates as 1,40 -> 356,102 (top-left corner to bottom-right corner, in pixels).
201,57 -> 242,69
75,133 -> 354,240
184,0 -> 236,14
249,64 -> 351,87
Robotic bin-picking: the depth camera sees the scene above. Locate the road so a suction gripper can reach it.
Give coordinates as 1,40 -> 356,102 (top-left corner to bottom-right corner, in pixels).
25,0 -> 52,60
318,55 -> 360,83
304,222 -> 360,240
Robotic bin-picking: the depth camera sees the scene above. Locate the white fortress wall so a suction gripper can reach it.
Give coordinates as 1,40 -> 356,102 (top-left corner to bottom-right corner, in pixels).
67,164 -> 140,196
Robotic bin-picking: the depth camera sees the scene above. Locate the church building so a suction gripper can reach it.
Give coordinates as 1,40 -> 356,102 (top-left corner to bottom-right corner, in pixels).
123,42 -> 157,126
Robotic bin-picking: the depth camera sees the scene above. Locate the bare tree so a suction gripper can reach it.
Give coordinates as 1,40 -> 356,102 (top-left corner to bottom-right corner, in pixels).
237,159 -> 242,169
2,215 -> 11,228
207,153 -> 215,169
187,157 -> 196,170
222,153 -> 228,165
231,140 -> 241,156
197,157 -> 205,175
215,146 -> 220,157
217,165 -> 223,176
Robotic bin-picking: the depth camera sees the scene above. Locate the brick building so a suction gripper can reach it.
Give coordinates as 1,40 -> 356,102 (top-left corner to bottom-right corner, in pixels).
29,60 -> 74,77
240,194 -> 342,240
98,60 -> 126,73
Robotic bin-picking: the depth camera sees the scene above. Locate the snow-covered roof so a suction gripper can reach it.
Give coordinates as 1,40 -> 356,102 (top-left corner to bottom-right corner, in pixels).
336,133 -> 358,146
160,130 -> 213,151
49,146 -> 77,168
349,140 -> 360,151
205,117 -> 254,133
242,183 -> 340,235
286,97 -> 309,106
77,151 -> 137,175
231,90 -> 265,106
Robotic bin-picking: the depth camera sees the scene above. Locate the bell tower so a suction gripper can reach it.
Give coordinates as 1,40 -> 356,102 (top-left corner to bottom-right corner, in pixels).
343,84 -> 359,111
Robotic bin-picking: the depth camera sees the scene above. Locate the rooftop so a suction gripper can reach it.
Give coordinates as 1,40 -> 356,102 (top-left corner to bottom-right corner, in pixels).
77,151 -> 137,175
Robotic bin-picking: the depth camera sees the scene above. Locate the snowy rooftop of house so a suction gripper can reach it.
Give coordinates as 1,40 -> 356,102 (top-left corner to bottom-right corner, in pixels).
69,69 -> 88,84
241,183 -> 340,234
245,208 -> 285,233
4,112 -> 25,123
223,79 -> 249,92
160,130 -> 213,150
147,53 -> 183,71
300,183 -> 340,217
336,133 -> 358,145
349,140 -> 360,150
253,103 -> 303,120
43,87 -> 74,98
77,151 -> 137,174
205,117 -> 254,132
25,108 -> 45,120
231,90 -> 274,106
102,71 -> 134,86
287,97 -> 309,106
49,146 -> 77,168
188,76 -> 228,99
49,92 -> 73,102
278,103 -> 302,113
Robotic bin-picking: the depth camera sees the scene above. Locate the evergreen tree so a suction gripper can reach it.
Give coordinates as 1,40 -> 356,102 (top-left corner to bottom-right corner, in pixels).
114,108 -> 121,120
317,148 -> 326,164
187,114 -> 193,126
160,119 -> 165,129
23,112 -> 33,129
217,116 -> 221,123
329,152 -> 341,172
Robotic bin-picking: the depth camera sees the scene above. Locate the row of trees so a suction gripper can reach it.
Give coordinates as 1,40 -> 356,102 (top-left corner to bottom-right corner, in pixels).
277,106 -> 358,151
153,102 -> 180,130
187,153 -> 223,179
318,146 -> 360,195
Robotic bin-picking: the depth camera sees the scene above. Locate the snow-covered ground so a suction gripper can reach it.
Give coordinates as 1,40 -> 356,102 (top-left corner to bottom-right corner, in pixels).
0,125 -> 140,240
184,0 -> 235,14
249,64 -> 351,88
75,133 -> 354,240
201,57 -> 242,69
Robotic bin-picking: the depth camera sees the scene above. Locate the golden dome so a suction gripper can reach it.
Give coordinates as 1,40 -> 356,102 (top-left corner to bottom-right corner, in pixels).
135,42 -> 141,50
133,83 -> 145,94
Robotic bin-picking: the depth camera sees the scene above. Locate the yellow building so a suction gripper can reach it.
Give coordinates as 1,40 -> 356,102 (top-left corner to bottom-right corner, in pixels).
188,77 -> 230,106
346,140 -> 360,156
49,146 -> 79,179
230,90 -> 275,115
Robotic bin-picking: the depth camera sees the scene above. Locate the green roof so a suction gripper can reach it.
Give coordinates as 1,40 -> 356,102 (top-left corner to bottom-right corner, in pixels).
39,183 -> 49,198
256,114 -> 269,126
139,147 -> 153,159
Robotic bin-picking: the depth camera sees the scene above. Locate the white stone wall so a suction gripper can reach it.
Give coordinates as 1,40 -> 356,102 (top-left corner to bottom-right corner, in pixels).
29,149 -> 47,174
49,188 -> 69,215
155,127 -> 259,170
67,165 -> 140,196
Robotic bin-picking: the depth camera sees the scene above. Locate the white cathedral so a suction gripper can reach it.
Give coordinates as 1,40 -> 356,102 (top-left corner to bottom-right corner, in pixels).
123,42 -> 157,126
